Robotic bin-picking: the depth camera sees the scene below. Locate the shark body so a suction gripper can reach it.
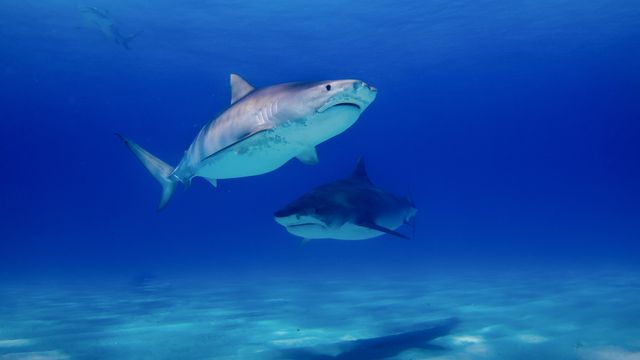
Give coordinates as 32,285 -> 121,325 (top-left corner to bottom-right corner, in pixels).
81,6 -> 141,50
274,159 -> 416,242
119,74 -> 377,209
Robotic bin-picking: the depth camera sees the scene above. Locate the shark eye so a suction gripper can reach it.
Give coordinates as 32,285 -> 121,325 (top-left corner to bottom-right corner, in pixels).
325,84 -> 332,91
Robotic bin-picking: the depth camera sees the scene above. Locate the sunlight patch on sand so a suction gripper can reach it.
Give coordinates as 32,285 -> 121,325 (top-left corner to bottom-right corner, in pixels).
0,340 -> 31,348
339,335 -> 358,341
478,325 -> 501,333
0,350 -> 69,360
517,334 -> 548,343
578,347 -> 640,360
451,335 -> 484,345
271,336 -> 318,346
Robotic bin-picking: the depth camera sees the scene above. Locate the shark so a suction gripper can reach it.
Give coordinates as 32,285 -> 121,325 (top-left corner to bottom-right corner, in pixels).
279,317 -> 460,360
274,158 -> 417,242
81,6 -> 141,50
118,74 -> 377,209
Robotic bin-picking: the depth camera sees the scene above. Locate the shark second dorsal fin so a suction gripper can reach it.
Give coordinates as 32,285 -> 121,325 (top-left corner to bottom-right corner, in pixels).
230,74 -> 255,104
352,157 -> 372,183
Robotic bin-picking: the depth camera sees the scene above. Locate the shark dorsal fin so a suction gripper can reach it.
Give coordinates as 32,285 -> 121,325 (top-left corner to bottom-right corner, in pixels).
230,74 -> 255,104
352,157 -> 372,183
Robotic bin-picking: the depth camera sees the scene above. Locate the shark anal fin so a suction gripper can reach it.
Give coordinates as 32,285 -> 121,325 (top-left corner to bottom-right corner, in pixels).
296,147 -> 319,165
357,220 -> 410,240
201,126 -> 272,162
230,74 -> 255,104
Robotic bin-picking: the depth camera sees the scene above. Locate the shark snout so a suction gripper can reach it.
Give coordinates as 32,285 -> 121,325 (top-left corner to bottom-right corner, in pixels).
274,206 -> 299,219
274,211 -> 292,226
354,81 -> 376,92
274,207 -> 303,226
316,80 -> 377,113
274,207 -> 326,229
273,210 -> 286,218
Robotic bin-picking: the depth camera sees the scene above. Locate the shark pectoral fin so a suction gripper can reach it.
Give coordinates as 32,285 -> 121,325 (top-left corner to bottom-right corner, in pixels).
183,177 -> 192,190
357,221 -> 410,240
204,177 -> 218,188
296,147 -> 319,165
230,74 -> 255,104
299,238 -> 311,247
201,126 -> 272,162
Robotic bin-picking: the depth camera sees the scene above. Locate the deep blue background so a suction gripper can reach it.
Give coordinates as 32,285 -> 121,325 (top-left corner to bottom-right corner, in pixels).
1,0 -> 639,278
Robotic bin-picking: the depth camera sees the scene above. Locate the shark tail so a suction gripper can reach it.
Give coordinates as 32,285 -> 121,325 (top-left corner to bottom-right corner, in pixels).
122,30 -> 142,50
116,134 -> 178,210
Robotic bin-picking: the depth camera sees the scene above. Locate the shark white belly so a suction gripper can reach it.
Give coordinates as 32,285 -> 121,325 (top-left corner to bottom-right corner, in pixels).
333,221 -> 402,240
195,129 -> 301,179
195,105 -> 363,180
288,222 -> 391,241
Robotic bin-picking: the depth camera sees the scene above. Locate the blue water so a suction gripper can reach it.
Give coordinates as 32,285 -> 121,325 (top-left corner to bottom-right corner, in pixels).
1,0 -> 639,359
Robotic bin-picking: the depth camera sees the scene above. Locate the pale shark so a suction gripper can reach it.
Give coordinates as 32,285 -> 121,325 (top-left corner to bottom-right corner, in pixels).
81,6 -> 141,50
118,74 -> 377,209
274,158 -> 417,242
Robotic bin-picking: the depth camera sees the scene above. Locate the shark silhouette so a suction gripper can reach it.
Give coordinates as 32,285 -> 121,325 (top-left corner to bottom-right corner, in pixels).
274,158 -> 417,243
119,75 -> 376,209
81,6 -> 141,50
279,317 -> 459,360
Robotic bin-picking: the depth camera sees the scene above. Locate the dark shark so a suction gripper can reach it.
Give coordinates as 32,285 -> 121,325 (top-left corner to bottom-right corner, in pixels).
274,158 -> 417,242
81,6 -> 141,50
280,317 -> 459,360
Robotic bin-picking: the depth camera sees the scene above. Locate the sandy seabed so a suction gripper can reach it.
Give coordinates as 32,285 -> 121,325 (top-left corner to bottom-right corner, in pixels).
1,268 -> 639,359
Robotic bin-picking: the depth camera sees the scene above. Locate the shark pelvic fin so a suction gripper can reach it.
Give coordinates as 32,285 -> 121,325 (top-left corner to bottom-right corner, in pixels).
230,74 -> 255,104
299,238 -> 311,247
357,220 -> 410,240
296,147 -> 319,165
204,177 -> 218,188
404,216 -> 417,239
352,157 -> 372,183
116,134 -> 178,210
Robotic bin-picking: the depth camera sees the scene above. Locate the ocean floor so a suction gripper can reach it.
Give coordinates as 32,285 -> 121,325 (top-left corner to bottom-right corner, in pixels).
0,268 -> 639,359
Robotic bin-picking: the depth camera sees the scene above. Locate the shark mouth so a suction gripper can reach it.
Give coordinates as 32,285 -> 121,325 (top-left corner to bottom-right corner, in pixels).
332,102 -> 361,110
318,101 -> 362,113
287,223 -> 327,229
274,213 -> 326,228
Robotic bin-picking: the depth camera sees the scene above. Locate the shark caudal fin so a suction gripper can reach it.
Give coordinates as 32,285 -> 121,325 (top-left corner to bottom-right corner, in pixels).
121,30 -> 142,50
116,134 -> 177,210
